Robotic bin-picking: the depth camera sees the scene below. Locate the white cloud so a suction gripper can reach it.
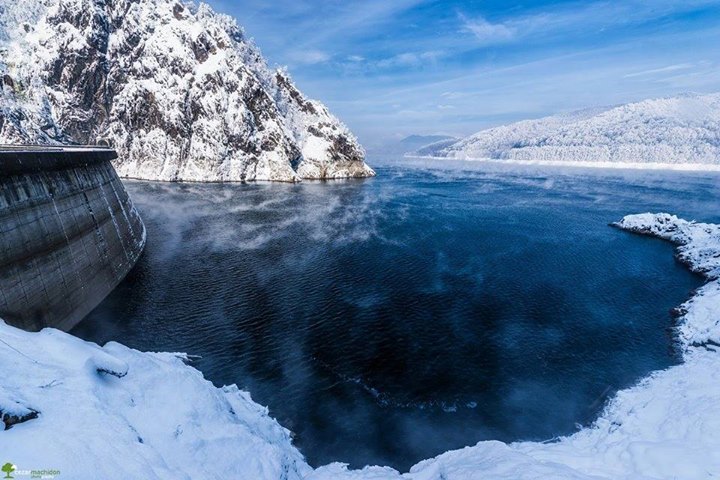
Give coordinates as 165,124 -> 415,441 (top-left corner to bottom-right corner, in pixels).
441,91 -> 465,100
288,49 -> 331,65
460,14 -> 516,45
624,63 -> 695,78
459,1 -> 720,48
290,0 -> 427,50
347,55 -> 365,62
376,51 -> 444,69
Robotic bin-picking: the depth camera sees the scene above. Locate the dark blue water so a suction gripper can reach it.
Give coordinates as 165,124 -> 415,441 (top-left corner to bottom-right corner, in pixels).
73,158 -> 719,471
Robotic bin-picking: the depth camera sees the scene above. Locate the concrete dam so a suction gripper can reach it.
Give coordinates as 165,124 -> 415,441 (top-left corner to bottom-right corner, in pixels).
0,147 -> 145,331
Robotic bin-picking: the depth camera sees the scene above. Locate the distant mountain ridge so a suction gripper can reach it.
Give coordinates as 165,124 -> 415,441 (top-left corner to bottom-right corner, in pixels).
400,134 -> 457,146
369,134 -> 457,155
0,0 -> 374,182
419,93 -> 720,166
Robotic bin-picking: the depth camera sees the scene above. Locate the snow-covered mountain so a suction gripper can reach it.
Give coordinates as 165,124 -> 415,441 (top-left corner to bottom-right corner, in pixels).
0,0 -> 374,182
421,94 -> 720,166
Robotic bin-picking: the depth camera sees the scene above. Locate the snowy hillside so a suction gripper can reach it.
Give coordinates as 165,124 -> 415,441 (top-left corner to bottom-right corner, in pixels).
2,213 -> 720,479
0,0 -> 374,182
422,94 -> 720,167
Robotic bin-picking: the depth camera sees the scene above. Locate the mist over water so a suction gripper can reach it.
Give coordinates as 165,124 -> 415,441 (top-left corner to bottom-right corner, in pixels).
73,158 -> 719,471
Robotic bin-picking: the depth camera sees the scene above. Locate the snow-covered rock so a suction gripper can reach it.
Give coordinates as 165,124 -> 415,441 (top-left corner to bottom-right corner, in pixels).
422,94 -> 720,167
613,213 -> 720,347
0,0 -> 374,182
2,213 -> 720,478
0,324 -> 311,479
0,389 -> 38,430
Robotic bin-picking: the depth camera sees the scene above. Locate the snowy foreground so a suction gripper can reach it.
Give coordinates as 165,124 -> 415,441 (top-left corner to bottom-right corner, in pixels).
2,213 -> 720,479
417,93 -> 720,168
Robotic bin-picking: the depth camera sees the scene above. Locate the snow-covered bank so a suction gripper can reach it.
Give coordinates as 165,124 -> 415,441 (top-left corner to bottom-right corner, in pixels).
1,213 -> 720,479
406,155 -> 720,173
0,325 -> 310,479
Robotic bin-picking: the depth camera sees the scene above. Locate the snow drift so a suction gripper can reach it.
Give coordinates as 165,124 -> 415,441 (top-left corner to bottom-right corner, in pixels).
1,213 -> 720,479
0,325 -> 311,479
0,0 -> 374,182
419,94 -> 720,168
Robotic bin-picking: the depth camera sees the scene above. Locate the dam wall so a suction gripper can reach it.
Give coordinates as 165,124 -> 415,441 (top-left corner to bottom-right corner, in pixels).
0,147 -> 146,331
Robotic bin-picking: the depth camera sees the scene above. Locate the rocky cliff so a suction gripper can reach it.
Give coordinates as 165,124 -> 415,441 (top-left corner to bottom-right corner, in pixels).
0,0 -> 374,182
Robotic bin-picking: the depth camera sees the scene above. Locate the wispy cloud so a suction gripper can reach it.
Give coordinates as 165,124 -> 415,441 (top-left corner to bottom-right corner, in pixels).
288,49 -> 331,65
460,14 -> 516,45
376,51 -> 445,69
274,0 -> 427,51
209,0 -> 720,144
458,1 -> 720,47
624,63 -> 696,78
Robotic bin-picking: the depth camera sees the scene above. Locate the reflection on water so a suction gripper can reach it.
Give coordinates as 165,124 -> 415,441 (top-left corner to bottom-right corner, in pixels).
74,158 -> 718,471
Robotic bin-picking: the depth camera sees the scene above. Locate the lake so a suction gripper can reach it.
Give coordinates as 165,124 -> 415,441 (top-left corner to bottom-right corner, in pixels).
73,157 -> 719,471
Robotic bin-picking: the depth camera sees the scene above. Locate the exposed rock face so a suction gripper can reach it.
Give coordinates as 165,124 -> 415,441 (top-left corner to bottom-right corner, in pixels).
0,392 -> 39,430
0,0 -> 374,182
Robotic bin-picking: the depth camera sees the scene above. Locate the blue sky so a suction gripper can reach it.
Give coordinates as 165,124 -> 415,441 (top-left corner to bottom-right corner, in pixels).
208,0 -> 720,147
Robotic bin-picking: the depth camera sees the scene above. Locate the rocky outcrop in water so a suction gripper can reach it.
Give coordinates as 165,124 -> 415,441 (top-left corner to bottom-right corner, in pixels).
0,0 -> 374,182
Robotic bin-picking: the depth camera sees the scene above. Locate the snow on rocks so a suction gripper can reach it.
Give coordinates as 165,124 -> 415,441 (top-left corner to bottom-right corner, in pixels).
308,442 -> 601,480
2,212 -> 720,479
0,0 -> 374,182
613,213 -> 720,280
89,350 -> 129,378
0,389 -> 38,430
0,322 -> 309,479
614,213 -> 720,346
419,94 -> 720,168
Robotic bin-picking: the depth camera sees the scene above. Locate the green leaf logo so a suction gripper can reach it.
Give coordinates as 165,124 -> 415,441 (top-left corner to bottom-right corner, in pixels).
1,463 -> 15,479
